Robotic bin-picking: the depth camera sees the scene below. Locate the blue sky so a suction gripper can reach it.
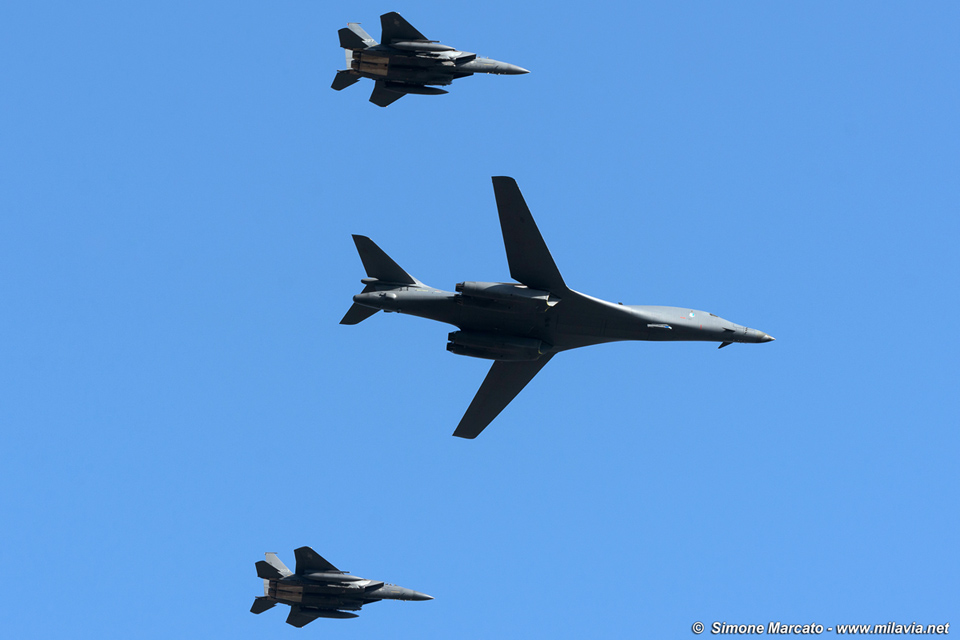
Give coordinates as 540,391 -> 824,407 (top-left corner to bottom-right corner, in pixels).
1,2 -> 957,638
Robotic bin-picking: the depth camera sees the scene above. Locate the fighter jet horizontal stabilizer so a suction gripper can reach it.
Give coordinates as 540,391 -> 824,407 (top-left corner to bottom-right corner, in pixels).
250,597 -> 276,614
332,70 -> 361,91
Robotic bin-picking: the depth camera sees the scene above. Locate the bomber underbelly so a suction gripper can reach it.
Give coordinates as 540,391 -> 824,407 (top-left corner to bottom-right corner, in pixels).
453,306 -> 545,340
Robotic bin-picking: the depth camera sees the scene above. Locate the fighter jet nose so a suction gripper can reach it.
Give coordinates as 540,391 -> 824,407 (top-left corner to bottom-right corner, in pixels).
760,333 -> 775,343
409,591 -> 434,601
502,63 -> 529,75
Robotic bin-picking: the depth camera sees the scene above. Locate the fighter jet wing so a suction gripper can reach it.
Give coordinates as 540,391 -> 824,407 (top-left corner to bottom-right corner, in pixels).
492,177 -> 568,294
380,12 -> 428,44
286,606 -> 321,628
294,546 -> 340,574
453,355 -> 554,439
370,81 -> 406,107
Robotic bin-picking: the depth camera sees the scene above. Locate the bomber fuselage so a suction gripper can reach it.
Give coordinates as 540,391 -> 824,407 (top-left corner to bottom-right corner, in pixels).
352,279 -> 773,356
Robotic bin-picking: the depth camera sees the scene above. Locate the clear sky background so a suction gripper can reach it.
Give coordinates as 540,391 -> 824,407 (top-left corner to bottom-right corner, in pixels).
1,2 -> 957,638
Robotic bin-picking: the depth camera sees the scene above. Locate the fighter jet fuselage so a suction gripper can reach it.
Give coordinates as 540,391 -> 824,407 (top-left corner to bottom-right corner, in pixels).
347,46 -> 525,86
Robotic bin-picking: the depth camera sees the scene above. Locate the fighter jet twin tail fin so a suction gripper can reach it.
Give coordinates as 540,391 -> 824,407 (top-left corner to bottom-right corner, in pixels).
332,14 -> 439,108
255,551 -> 293,580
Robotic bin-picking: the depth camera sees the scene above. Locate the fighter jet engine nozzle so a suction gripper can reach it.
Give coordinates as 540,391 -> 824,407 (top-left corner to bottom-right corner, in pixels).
447,331 -> 551,361
455,281 -> 557,312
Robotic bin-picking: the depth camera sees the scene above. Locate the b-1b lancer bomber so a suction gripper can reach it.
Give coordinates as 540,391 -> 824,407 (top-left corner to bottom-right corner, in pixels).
341,177 -> 775,439
332,12 -> 529,107
250,547 -> 432,626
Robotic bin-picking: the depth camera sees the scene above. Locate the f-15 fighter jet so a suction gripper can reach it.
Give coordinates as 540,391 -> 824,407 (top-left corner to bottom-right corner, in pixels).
250,547 -> 432,627
341,177 -> 775,439
332,12 -> 529,107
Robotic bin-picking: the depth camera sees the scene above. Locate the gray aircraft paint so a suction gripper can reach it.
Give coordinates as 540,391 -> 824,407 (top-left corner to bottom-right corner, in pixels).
250,547 -> 432,627
342,177 -> 774,439
331,12 -> 528,107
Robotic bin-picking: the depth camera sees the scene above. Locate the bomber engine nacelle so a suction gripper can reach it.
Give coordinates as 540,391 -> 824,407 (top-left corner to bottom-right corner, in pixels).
454,281 -> 559,313
446,331 -> 551,361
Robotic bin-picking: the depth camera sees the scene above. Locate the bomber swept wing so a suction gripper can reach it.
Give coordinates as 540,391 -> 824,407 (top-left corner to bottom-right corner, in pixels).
453,355 -> 555,439
493,176 -> 568,294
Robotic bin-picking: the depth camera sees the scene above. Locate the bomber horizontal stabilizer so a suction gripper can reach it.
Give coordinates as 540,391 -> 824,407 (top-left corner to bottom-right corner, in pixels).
340,302 -> 379,325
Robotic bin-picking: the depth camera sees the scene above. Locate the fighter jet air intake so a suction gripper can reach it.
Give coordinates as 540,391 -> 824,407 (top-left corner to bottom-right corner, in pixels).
341,177 -> 775,439
332,12 -> 529,107
250,547 -> 432,627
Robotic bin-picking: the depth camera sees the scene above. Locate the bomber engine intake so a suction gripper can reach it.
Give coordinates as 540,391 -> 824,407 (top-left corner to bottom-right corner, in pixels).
446,331 -> 552,361
454,281 -> 559,313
